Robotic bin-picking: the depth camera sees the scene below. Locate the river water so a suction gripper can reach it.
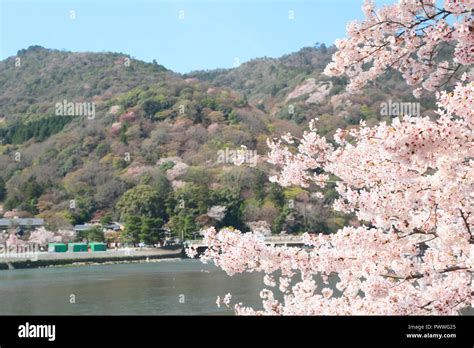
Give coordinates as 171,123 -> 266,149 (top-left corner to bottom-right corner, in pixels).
0,259 -> 471,315
0,259 -> 265,315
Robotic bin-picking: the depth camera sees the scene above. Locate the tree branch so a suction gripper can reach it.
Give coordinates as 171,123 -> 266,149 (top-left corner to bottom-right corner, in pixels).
381,266 -> 471,280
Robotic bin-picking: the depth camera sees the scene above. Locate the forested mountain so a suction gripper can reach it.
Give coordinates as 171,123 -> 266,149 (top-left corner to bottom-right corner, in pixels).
0,45 -> 437,241
0,46 -> 169,122
187,43 -> 438,131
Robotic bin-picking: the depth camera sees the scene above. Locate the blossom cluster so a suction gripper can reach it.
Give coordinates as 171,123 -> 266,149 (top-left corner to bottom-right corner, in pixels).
0,227 -> 74,247
194,81 -> 472,315
324,0 -> 473,97
187,0 -> 473,316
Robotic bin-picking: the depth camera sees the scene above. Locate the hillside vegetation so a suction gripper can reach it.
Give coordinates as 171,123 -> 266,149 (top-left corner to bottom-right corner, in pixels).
0,45 -> 437,242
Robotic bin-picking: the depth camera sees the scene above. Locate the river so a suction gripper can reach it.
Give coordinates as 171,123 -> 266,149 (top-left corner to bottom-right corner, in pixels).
0,259 -> 264,315
0,259 -> 472,315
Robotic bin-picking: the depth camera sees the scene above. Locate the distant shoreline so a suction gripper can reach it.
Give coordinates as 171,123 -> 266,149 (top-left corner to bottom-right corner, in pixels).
0,247 -> 185,270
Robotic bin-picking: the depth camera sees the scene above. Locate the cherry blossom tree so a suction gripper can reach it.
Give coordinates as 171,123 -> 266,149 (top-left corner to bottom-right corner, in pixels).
1,227 -> 69,247
28,227 -> 62,246
188,0 -> 473,315
6,233 -> 23,247
55,229 -> 76,243
207,205 -> 227,222
324,0 -> 473,97
28,227 -> 76,246
246,220 -> 272,236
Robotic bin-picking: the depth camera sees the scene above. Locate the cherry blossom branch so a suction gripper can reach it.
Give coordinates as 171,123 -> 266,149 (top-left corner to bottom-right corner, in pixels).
381,266 -> 471,281
458,209 -> 472,237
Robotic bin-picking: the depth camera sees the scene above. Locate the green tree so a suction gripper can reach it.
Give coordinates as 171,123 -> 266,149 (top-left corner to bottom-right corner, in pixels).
121,215 -> 141,245
116,185 -> 166,220
252,170 -> 266,205
272,205 -> 290,234
87,226 -> 105,242
227,110 -> 239,125
174,184 -> 211,215
18,197 -> 38,214
184,166 -> 211,186
235,94 -> 248,107
210,188 -> 245,231
360,104 -> 376,121
76,226 -> 104,243
159,161 -> 175,172
23,176 -> 44,200
0,177 -> 6,201
139,217 -> 163,245
268,183 -> 285,208
119,123 -> 128,144
4,196 -> 19,211
95,143 -> 110,158
168,210 -> 197,240
166,183 -> 211,239
100,214 -> 113,225
64,197 -> 94,225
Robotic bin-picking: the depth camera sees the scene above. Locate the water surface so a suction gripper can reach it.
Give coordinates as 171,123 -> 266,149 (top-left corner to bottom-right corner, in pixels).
0,259 -> 264,315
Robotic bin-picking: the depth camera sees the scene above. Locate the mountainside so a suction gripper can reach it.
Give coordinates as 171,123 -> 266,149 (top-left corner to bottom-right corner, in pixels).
0,45 -> 437,241
187,44 -> 437,131
0,46 -> 169,122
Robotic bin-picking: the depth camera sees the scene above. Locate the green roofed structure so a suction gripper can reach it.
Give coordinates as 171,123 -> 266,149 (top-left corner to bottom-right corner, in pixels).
68,243 -> 88,252
48,243 -> 67,252
89,243 -> 107,252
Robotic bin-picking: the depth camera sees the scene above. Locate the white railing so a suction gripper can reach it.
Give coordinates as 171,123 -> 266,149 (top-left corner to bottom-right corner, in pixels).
185,235 -> 304,247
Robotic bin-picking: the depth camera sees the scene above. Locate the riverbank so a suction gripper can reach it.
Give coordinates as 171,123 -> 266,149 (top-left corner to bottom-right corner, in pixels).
0,247 -> 184,270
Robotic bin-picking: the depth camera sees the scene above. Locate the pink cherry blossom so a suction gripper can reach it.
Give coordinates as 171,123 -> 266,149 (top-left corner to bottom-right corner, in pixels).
188,0 -> 473,315
324,0 -> 473,97
28,227 -> 62,246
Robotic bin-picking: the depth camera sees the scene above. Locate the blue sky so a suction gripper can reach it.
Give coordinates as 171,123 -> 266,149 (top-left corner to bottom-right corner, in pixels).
0,0 -> 380,73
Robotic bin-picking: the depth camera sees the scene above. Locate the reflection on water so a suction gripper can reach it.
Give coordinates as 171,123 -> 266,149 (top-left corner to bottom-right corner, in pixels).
0,259 -> 264,315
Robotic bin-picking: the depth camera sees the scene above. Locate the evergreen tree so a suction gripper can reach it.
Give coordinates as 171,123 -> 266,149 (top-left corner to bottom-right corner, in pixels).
121,215 -> 142,245
87,226 -> 105,242
0,177 -> 6,201
139,217 -> 163,245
